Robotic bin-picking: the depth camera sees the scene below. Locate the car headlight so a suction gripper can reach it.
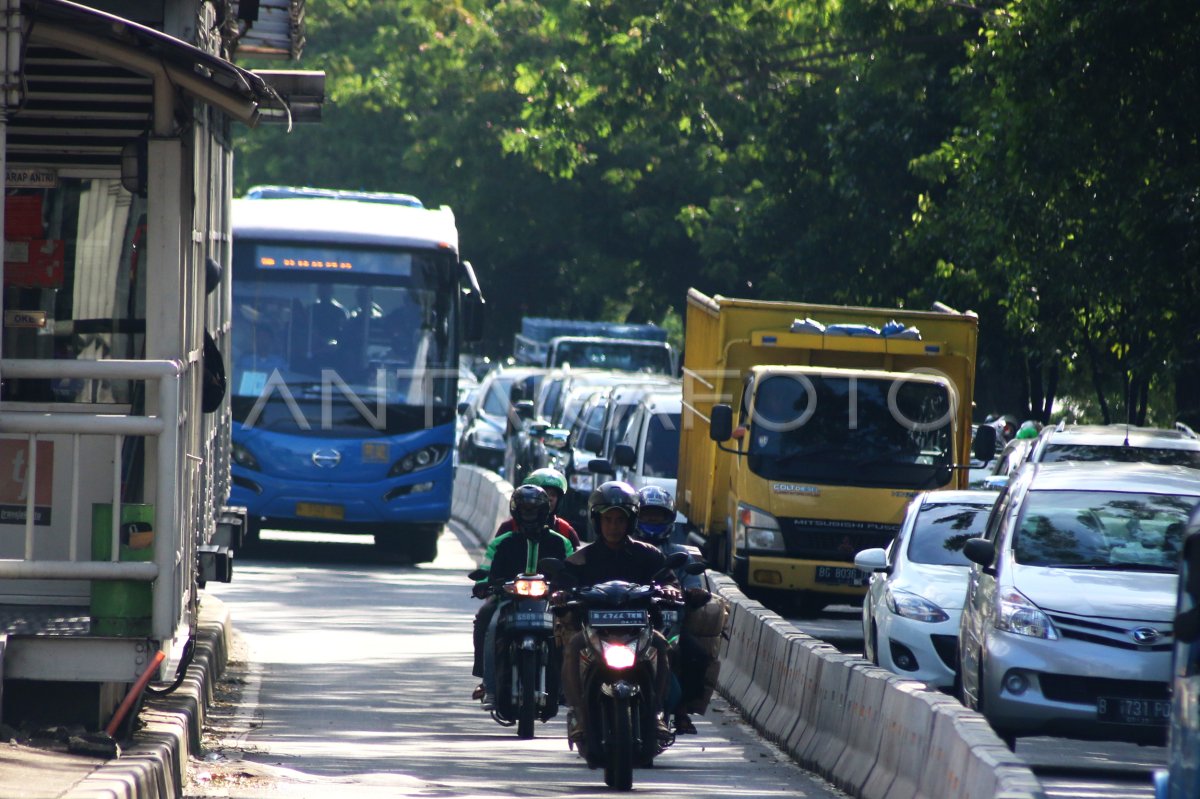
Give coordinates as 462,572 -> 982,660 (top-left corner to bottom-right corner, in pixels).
231,441 -> 260,471
735,503 -> 784,553
474,427 -> 504,449
885,587 -> 949,623
389,445 -> 449,477
995,588 -> 1058,639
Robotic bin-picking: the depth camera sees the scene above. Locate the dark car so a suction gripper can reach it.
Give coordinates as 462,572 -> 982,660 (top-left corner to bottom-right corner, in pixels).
457,366 -> 544,474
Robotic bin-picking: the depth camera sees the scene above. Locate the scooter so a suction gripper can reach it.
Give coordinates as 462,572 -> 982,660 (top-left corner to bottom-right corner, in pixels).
469,569 -> 560,739
547,552 -> 705,790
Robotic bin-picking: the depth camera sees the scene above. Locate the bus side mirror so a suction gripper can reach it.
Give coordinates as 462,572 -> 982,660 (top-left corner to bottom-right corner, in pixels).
709,404 -> 733,442
460,261 -> 485,343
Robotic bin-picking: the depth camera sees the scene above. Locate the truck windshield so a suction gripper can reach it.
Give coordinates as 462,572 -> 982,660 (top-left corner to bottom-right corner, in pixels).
230,242 -> 458,436
552,340 -> 671,374
747,375 -> 954,489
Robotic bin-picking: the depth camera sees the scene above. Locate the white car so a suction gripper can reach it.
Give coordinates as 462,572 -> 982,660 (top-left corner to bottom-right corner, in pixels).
855,489 -> 1000,689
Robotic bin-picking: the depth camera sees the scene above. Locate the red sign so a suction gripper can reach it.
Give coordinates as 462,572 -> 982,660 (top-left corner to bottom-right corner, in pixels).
4,239 -> 65,288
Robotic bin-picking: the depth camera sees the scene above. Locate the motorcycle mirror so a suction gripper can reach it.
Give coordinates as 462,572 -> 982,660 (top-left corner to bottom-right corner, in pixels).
663,551 -> 690,570
537,557 -> 565,578
467,568 -> 488,582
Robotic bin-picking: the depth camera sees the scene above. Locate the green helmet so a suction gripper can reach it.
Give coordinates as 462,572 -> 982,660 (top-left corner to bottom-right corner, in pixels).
1015,421 -> 1040,440
523,467 -> 567,497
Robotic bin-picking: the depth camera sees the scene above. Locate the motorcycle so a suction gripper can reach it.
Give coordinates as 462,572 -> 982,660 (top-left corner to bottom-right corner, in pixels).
547,552 -> 705,791
468,569 -> 560,739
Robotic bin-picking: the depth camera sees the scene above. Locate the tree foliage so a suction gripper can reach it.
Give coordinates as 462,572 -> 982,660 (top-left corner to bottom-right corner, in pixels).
235,0 -> 1199,424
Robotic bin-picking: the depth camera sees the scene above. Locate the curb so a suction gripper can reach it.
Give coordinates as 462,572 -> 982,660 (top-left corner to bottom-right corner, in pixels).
61,595 -> 230,799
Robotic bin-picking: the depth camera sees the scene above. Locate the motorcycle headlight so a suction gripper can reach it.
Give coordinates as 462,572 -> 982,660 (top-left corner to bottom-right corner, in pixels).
231,441 -> 260,471
885,587 -> 949,623
995,588 -> 1058,639
601,641 -> 637,670
513,578 -> 548,598
735,503 -> 783,553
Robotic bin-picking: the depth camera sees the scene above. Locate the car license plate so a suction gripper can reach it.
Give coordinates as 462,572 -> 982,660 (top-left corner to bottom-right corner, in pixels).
1096,697 -> 1170,726
295,502 -> 345,520
815,565 -> 867,587
588,609 -> 648,627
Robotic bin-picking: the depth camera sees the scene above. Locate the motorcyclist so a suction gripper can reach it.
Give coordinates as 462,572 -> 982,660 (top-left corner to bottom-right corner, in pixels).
493,468 -> 581,548
557,481 -> 674,749
471,484 -> 574,709
632,486 -> 712,735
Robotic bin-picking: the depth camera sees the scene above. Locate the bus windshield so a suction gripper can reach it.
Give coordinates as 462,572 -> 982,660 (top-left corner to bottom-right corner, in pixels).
231,241 -> 458,436
747,374 -> 954,489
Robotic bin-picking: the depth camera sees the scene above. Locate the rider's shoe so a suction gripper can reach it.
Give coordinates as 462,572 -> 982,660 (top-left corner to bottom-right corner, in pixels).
471,683 -> 486,701
674,713 -> 698,735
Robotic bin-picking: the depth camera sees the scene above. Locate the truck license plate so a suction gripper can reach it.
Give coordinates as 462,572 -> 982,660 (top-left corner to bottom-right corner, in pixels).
814,565 -> 867,587
296,502 -> 345,520
1096,697 -> 1170,726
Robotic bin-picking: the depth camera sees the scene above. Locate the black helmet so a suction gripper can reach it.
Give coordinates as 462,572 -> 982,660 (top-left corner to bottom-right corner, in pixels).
634,486 -> 675,544
510,484 -> 552,537
588,481 -> 639,539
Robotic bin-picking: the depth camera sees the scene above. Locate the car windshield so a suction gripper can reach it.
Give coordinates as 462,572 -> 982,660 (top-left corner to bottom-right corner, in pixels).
481,376 -> 516,417
1041,443 -> 1200,468
907,502 -> 996,566
643,412 -> 681,478
1013,489 -> 1197,570
552,341 -> 671,373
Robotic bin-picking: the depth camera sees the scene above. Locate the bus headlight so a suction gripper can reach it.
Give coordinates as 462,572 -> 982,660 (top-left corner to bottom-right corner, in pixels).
231,442 -> 260,471
735,503 -> 784,553
389,446 -> 448,476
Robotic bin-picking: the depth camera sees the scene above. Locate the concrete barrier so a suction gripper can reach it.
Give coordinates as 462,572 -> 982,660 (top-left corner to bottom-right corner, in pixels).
452,464 -> 512,548
707,575 -> 1045,799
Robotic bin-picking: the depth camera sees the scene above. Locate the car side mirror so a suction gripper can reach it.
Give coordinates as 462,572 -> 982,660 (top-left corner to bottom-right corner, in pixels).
513,399 -> 535,421
543,428 -> 569,450
853,547 -> 889,573
613,443 -> 636,468
709,404 -> 733,442
963,537 -> 996,568
972,424 -> 997,465
589,458 -> 615,476
583,430 -> 603,453
457,401 -> 470,416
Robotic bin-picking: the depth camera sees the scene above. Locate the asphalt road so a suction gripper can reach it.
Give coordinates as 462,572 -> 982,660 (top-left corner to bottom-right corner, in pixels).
187,526 -> 851,798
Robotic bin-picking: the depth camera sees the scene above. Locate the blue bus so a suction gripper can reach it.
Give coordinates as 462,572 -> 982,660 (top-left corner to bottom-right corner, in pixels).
228,186 -> 483,562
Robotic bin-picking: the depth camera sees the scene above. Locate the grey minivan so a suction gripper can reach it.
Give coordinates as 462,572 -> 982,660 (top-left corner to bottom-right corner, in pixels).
958,461 -> 1200,745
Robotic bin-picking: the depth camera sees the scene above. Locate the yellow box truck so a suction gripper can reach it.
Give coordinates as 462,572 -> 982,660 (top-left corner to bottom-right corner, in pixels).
678,289 -> 989,612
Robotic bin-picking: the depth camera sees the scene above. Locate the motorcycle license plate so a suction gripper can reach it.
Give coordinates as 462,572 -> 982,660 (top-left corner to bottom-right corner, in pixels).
512,611 -> 553,627
660,610 -> 680,626
588,609 -> 648,627
814,565 -> 867,587
1096,696 -> 1170,726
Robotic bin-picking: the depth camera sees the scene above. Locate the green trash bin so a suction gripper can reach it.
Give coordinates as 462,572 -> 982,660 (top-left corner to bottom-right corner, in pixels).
90,503 -> 155,637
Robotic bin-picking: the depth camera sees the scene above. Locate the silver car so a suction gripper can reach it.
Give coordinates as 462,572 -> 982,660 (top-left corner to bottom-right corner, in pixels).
856,489 -> 999,689
958,461 -> 1200,745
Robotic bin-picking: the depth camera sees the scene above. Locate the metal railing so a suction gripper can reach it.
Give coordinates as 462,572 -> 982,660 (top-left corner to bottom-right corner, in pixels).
0,358 -> 184,640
